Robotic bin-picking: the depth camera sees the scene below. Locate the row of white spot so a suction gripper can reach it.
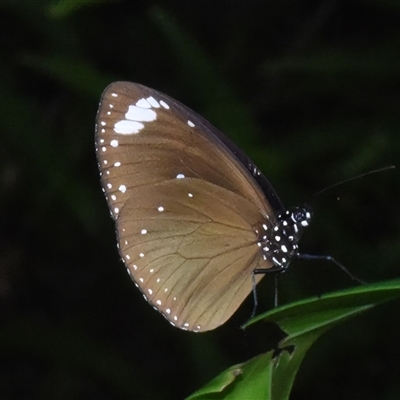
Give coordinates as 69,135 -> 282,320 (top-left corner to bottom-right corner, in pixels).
124,240 -> 201,331
119,198 -> 201,331
98,94 -> 196,218
107,92 -> 196,135
98,92 -> 199,329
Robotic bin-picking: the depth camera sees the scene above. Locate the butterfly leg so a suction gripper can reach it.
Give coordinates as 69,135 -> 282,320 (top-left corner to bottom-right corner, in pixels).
251,266 -> 287,318
296,254 -> 365,284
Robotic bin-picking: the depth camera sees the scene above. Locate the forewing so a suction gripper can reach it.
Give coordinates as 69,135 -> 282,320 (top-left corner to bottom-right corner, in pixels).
95,82 -> 274,221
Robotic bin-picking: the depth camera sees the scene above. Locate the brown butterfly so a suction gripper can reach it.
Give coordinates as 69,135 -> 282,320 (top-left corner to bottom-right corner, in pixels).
95,82 -> 312,332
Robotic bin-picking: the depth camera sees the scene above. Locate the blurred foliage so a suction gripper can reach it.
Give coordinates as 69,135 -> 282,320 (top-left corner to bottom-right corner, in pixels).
0,0 -> 399,399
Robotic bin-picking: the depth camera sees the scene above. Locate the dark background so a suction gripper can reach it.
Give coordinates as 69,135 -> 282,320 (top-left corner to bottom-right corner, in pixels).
1,1 -> 400,399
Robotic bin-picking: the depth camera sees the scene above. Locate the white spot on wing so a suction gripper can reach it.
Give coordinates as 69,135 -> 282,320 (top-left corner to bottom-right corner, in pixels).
126,105 -> 157,122
136,98 -> 151,108
110,139 -> 119,147
160,100 -> 169,109
176,174 -> 185,179
158,206 -> 164,212
188,120 -> 195,127
113,103 -> 158,135
146,96 -> 160,108
119,184 -> 127,193
114,120 -> 144,134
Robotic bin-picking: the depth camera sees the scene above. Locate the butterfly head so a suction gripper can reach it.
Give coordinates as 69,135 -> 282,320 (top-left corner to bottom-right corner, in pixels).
258,205 -> 313,270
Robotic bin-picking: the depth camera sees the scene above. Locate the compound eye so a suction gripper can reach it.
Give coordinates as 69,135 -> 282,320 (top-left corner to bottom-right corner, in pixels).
293,210 -> 305,222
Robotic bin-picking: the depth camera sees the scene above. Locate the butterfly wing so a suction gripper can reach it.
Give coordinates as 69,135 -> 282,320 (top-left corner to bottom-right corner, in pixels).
95,82 -> 276,331
118,178 -> 267,331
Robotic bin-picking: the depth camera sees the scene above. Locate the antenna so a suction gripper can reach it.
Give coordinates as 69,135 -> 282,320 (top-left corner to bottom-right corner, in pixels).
312,165 -> 395,198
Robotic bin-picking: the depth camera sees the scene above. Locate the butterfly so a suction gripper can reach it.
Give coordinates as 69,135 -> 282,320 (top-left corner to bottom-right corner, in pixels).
95,82 -> 312,332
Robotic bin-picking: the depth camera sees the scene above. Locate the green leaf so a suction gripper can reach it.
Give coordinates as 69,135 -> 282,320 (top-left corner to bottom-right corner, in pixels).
186,353 -> 273,400
188,279 -> 400,400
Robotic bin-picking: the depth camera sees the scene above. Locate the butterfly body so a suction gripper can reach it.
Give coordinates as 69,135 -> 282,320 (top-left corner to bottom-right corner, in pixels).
95,82 -> 312,332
